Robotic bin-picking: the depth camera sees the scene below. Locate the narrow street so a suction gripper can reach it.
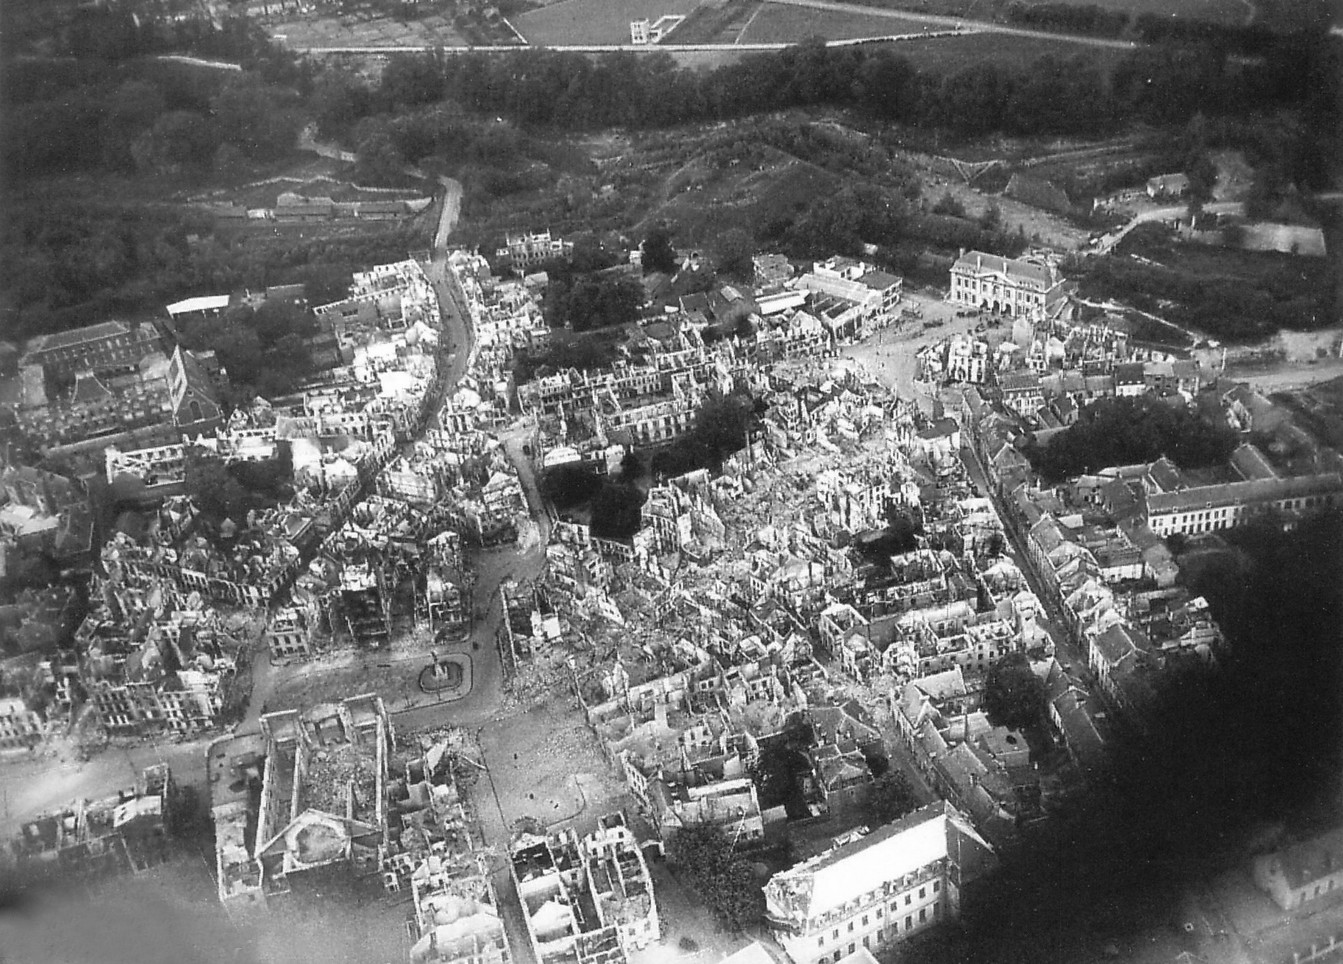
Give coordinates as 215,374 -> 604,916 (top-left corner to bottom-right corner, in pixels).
957,444 -> 1083,673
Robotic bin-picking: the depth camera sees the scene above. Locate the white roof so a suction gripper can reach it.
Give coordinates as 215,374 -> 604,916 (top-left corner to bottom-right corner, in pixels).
721,944 -> 776,964
166,295 -> 230,316
757,292 -> 808,316
837,949 -> 879,964
769,804 -> 953,920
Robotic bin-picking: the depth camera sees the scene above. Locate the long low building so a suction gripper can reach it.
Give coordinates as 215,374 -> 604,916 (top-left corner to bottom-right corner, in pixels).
1143,472 -> 1343,536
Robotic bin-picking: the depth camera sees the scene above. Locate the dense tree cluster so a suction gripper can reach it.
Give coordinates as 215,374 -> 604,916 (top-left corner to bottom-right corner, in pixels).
651,387 -> 763,479
983,652 -> 1047,730
510,336 -> 626,385
751,715 -> 815,818
1,195 -> 416,342
776,182 -> 912,259
542,271 -> 645,332
539,462 -> 605,511
185,450 -> 293,524
866,769 -> 919,825
666,826 -> 766,932
3,39 -> 303,183
177,301 -> 321,401
343,33 -> 1335,143
1079,225 -> 1335,341
588,481 -> 646,541
1025,395 -> 1239,481
640,226 -> 678,275
538,460 -> 646,540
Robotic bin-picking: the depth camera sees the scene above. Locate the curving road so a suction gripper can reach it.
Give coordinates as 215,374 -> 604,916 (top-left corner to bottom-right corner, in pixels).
1092,200 -> 1245,255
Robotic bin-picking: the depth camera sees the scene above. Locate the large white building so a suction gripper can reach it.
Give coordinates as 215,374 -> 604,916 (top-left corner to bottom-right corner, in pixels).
763,802 -> 992,964
949,251 -> 1068,317
1140,470 -> 1343,537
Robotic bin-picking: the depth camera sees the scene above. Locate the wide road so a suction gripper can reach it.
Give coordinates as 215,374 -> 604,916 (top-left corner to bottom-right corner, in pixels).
293,31 -> 967,53
433,176 -> 463,255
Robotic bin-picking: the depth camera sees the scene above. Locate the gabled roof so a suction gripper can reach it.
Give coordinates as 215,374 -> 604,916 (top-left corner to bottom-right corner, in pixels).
720,944 -> 777,964
952,251 -> 1061,289
999,370 -> 1042,393
765,801 -> 984,921
1257,826 -> 1343,890
69,371 -> 112,404
27,320 -> 133,353
1092,623 -> 1142,666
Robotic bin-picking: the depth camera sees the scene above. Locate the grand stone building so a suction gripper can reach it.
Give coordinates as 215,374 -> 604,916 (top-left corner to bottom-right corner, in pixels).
949,252 -> 1068,317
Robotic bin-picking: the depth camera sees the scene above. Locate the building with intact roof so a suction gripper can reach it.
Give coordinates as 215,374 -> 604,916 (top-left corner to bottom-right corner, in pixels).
1142,472 -> 1343,537
1250,826 -> 1343,911
22,320 -> 163,380
763,801 -> 993,964
949,252 -> 1068,318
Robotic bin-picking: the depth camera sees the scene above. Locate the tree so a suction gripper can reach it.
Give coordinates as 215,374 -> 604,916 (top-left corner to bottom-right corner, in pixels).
541,462 -> 604,510
867,769 -> 918,825
131,110 -> 217,174
641,225 -> 678,275
714,228 -> 756,279
186,455 -> 253,523
983,652 -> 1046,730
1024,395 -> 1238,482
544,274 -> 645,332
932,192 -> 966,218
1186,152 -> 1217,204
666,826 -> 766,932
979,202 -> 1003,232
589,481 -> 645,540
750,714 -> 814,816
354,124 -> 408,185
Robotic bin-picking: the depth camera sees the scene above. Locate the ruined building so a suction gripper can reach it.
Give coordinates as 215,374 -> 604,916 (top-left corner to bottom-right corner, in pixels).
252,696 -> 392,900
581,814 -> 660,952
510,827 -> 627,964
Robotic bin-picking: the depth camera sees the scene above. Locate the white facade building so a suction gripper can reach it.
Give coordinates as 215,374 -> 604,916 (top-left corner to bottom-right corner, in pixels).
949,252 -> 1067,317
763,802 -> 991,964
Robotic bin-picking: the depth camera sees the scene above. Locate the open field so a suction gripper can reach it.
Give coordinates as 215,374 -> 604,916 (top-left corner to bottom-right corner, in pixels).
1008,0 -> 1251,24
738,1 -> 938,39
868,29 -> 1133,73
664,0 -> 760,41
512,0 -> 705,44
840,0 -> 1253,23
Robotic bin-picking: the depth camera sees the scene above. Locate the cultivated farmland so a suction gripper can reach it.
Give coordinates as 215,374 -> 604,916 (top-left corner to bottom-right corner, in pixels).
512,0 -> 705,44
267,8 -> 470,48
1006,0 -> 1252,24
843,0 -> 1253,22
737,2 -> 939,40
